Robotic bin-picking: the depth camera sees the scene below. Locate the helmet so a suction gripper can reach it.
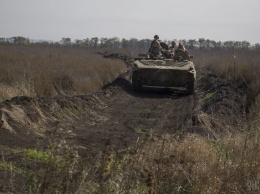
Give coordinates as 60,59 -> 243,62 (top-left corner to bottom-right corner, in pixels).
154,35 -> 159,39
179,41 -> 184,49
171,41 -> 176,46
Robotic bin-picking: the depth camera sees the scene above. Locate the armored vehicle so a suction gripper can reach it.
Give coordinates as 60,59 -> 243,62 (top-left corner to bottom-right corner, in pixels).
131,57 -> 196,94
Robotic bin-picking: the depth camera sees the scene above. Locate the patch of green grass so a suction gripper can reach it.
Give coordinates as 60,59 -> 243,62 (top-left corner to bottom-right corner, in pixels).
203,92 -> 215,101
0,161 -> 12,170
135,128 -> 145,134
23,149 -> 51,163
0,161 -> 24,173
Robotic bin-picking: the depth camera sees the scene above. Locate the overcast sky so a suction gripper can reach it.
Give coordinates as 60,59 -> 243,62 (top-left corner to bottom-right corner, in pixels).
1,0 -> 260,44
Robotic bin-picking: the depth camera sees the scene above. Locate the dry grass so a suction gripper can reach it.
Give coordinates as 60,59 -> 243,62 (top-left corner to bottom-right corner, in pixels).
191,49 -> 260,103
84,49 -> 260,193
0,44 -> 127,101
1,136 -> 89,194
90,101 -> 259,193
1,46 -> 259,193
2,111 -> 259,193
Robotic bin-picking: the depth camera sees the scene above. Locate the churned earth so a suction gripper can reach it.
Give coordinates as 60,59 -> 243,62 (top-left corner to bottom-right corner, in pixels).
0,55 -> 247,193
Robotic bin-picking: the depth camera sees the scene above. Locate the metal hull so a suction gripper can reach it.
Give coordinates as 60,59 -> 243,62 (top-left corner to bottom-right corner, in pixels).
132,59 -> 196,93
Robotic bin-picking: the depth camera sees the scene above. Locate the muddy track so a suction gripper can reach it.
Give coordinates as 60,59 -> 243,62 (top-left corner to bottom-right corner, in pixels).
0,56 -> 246,155
0,68 -> 197,152
74,73 -> 196,154
0,56 -> 248,193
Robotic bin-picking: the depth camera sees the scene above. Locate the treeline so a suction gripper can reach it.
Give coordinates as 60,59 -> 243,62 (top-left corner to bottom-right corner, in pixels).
1,36 -> 260,51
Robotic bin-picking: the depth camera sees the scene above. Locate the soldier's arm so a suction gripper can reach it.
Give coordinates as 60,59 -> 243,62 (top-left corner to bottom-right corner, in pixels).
185,50 -> 191,60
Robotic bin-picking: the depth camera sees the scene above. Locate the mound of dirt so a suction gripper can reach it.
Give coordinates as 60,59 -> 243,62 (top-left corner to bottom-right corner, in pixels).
0,53 -> 248,193
0,69 -> 246,150
191,70 -> 246,138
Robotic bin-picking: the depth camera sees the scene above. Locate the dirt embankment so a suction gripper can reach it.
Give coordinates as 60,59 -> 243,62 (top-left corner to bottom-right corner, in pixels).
0,54 -> 246,151
0,54 -> 247,193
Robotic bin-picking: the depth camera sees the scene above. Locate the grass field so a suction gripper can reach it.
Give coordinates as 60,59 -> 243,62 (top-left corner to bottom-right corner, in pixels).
1,44 -> 259,103
191,49 -> 260,103
0,44 -> 259,193
0,44 -> 127,101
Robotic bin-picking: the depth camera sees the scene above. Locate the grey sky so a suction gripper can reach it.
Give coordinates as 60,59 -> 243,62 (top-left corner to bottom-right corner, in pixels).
1,0 -> 259,44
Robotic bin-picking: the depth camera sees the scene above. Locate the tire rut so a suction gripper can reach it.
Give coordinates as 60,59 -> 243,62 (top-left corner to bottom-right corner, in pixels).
73,73 -> 196,153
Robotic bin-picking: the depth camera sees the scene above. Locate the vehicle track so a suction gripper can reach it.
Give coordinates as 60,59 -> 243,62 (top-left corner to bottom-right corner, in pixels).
71,71 -> 196,154
0,64 -> 245,154
0,56 -> 248,194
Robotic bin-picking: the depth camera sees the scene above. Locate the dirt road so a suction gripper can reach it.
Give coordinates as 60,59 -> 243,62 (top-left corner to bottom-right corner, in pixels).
0,56 -> 248,193
73,73 -> 196,154
0,69 -> 192,151
0,61 -> 245,153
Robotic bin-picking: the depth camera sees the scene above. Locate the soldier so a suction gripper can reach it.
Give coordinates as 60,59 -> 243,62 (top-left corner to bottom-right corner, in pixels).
163,41 -> 177,59
173,42 -> 191,61
148,35 -> 164,59
169,41 -> 177,53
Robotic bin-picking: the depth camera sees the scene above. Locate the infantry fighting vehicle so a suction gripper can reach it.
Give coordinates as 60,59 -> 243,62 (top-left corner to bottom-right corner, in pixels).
131,48 -> 196,94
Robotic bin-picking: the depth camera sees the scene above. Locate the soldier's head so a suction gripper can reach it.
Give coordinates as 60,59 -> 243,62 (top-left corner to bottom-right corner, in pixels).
178,42 -> 184,49
171,41 -> 176,47
154,35 -> 159,40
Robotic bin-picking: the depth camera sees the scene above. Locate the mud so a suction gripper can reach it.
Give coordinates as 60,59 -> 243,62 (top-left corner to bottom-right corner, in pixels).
0,67 -> 246,151
0,55 -> 247,193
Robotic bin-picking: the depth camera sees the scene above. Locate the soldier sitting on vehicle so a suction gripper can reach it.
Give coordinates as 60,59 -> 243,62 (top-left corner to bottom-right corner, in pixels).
148,35 -> 164,59
173,42 -> 191,61
169,41 -> 177,53
163,41 -> 177,59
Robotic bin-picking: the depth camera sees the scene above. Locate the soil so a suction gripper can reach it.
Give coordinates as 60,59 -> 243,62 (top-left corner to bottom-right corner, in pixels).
0,54 -> 247,193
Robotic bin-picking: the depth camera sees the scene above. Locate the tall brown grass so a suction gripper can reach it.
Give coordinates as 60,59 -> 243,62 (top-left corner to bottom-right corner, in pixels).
1,45 -> 259,193
191,49 -> 260,104
0,44 -> 127,101
84,49 -> 260,193
85,97 -> 259,193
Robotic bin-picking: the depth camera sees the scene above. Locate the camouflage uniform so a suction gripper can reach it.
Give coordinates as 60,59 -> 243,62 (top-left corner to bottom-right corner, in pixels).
164,41 -> 177,59
149,35 -> 163,59
173,43 -> 190,61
